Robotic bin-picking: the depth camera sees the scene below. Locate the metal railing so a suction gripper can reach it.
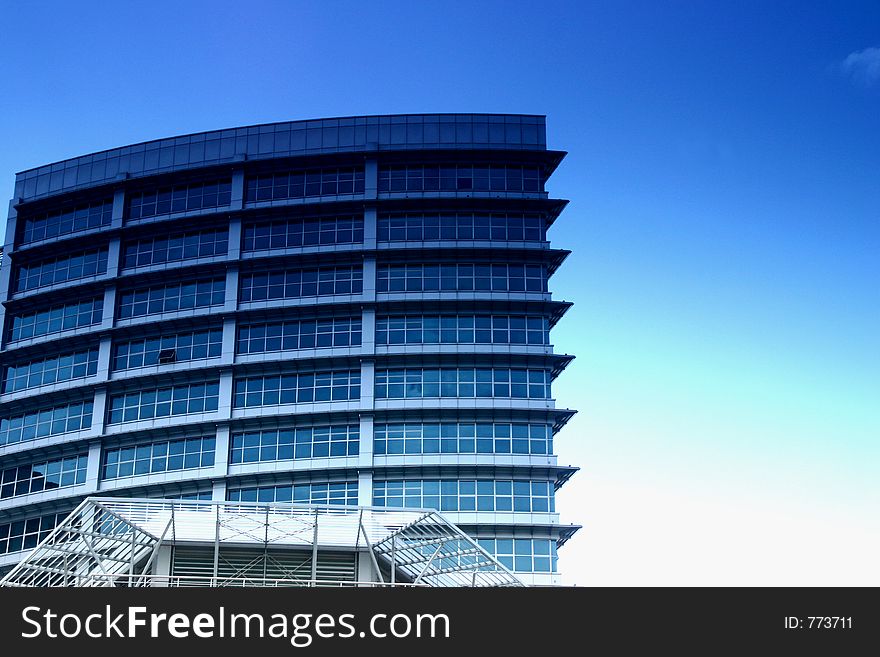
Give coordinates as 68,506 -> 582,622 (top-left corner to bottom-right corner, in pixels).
64,573 -> 426,588
1,497 -> 526,588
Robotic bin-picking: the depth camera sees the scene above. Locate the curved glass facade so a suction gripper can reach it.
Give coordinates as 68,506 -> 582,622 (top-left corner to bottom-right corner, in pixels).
0,114 -> 577,584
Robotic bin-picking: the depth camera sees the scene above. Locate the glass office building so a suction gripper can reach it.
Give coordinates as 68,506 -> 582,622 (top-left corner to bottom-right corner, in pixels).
0,114 -> 578,585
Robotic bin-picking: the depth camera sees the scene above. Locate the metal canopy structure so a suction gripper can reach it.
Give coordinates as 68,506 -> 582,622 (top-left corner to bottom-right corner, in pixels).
0,498 -> 525,588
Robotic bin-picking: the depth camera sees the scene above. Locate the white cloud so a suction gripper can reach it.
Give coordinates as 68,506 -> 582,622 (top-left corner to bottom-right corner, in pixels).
841,47 -> 880,87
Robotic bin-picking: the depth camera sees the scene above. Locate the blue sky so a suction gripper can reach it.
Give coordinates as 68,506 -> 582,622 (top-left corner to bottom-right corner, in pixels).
1,0 -> 878,585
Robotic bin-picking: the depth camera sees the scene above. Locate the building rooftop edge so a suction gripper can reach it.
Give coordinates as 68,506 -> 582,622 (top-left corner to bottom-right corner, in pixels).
15,113 -> 548,178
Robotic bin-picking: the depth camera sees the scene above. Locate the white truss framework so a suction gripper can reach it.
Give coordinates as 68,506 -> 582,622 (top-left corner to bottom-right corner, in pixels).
0,498 -> 525,588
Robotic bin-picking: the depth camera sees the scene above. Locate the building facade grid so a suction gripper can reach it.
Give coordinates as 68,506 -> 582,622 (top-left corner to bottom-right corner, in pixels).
0,114 -> 576,585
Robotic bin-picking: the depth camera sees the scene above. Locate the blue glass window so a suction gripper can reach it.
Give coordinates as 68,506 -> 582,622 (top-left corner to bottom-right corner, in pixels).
2,348 -> 99,393
117,278 -> 225,319
378,213 -> 544,241
245,169 -> 364,202
240,266 -> 362,301
376,315 -> 548,345
243,216 -> 363,250
107,381 -> 220,424
113,328 -> 223,371
0,512 -> 64,555
230,425 -> 359,463
6,297 -> 103,343
373,479 -> 554,513
0,401 -> 92,447
14,248 -> 108,293
122,229 -> 228,268
237,318 -> 361,353
378,164 -> 542,193
374,368 -> 551,400
233,371 -> 361,408
19,199 -> 112,245
377,263 -> 546,293
102,437 -> 215,479
128,179 -> 232,220
0,454 -> 88,500
477,538 -> 558,573
374,422 -> 551,456
227,481 -> 358,505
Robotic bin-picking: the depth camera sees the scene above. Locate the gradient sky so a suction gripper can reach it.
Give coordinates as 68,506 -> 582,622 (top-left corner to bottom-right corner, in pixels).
1,0 -> 877,586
